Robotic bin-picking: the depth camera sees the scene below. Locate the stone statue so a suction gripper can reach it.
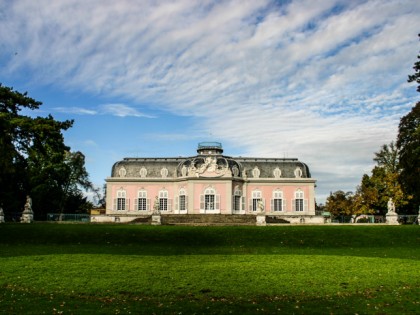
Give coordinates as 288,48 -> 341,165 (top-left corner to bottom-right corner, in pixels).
26,195 -> 32,208
257,199 -> 264,213
387,198 -> 396,214
181,165 -> 187,177
151,196 -> 161,225
21,195 -> 34,223
153,196 -> 160,214
0,206 -> 4,223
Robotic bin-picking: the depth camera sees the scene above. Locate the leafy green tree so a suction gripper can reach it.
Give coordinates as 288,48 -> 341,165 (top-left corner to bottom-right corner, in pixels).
396,34 -> 420,212
407,34 -> 420,93
57,151 -> 97,214
373,142 -> 399,173
353,142 -> 410,215
0,84 -> 94,219
397,102 -> 420,211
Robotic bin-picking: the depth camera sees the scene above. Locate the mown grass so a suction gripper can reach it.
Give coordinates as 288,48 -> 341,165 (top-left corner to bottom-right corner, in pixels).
0,224 -> 419,314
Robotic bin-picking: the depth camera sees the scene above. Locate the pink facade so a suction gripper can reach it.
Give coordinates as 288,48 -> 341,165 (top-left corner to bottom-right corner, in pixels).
106,143 -> 316,218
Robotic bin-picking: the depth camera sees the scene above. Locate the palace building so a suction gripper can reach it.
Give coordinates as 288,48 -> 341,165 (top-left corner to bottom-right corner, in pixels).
101,142 -> 321,224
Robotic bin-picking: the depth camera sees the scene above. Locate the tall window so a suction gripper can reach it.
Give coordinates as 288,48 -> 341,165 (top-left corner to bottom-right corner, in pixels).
136,190 -> 148,211
179,189 -> 187,212
251,190 -> 262,211
205,187 -> 215,210
233,188 -> 242,211
200,187 -> 220,212
159,190 -> 169,211
294,189 -> 304,212
116,190 -> 126,211
272,190 -> 284,212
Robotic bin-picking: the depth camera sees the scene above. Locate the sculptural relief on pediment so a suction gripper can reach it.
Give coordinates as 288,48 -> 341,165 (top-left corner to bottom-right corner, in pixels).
187,156 -> 230,178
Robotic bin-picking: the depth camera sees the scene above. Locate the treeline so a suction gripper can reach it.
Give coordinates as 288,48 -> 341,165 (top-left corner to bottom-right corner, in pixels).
0,84 -> 97,220
326,36 -> 420,216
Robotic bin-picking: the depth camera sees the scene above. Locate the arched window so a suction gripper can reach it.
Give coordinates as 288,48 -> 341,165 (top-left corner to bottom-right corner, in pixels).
294,167 -> 303,178
176,188 -> 187,212
161,167 -> 168,178
293,189 -> 306,212
232,187 -> 243,212
135,190 -> 149,211
273,167 -> 282,179
118,167 -> 126,177
205,187 -> 215,210
159,190 -> 170,211
271,190 -> 285,212
114,189 -> 127,211
250,190 -> 264,212
140,167 -> 147,178
200,187 -> 220,212
252,167 -> 260,178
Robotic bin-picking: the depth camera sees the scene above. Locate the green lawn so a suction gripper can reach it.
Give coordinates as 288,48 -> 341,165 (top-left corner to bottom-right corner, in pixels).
0,224 -> 419,314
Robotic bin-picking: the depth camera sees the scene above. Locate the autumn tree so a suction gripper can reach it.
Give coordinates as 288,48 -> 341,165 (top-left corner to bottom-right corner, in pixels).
351,142 -> 410,215
325,190 -> 354,216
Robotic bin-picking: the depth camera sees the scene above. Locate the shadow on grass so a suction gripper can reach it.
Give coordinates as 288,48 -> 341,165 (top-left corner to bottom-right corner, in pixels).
1,282 -> 419,314
0,224 -> 419,259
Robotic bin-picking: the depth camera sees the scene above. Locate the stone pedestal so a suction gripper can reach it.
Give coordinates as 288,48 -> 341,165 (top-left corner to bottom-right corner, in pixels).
21,211 -> 33,223
256,215 -> 266,226
0,207 -> 4,223
386,214 -> 399,225
152,215 -> 161,225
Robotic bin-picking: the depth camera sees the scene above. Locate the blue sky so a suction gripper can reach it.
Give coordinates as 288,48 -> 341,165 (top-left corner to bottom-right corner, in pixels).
1,0 -> 419,204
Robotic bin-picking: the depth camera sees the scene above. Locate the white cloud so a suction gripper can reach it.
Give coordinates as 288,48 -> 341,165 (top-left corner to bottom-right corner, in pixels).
99,104 -> 155,118
1,0 -> 419,202
54,107 -> 97,115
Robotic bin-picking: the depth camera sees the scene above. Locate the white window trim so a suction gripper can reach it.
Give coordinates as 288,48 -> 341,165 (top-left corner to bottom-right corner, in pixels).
175,189 -> 188,214
114,190 -> 128,211
200,187 -> 220,213
293,189 -> 307,212
271,190 -> 285,212
158,190 -> 172,212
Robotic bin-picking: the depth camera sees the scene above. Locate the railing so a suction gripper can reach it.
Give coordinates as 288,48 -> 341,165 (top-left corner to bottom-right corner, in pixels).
47,213 -> 90,222
331,214 -> 419,224
397,215 -> 418,225
197,142 -> 222,149
331,215 -> 385,223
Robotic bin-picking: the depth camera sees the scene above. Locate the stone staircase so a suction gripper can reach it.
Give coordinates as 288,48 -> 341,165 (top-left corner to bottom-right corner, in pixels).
266,216 -> 291,224
130,216 -> 152,224
160,214 -> 256,226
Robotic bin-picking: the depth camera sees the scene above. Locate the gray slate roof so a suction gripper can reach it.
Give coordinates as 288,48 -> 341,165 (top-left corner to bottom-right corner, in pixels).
111,155 -> 311,179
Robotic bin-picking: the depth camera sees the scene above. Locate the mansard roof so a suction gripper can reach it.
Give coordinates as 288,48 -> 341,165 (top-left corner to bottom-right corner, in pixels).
111,152 -> 312,180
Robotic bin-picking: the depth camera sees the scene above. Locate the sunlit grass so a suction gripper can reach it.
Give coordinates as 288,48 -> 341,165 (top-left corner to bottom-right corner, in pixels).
0,224 -> 419,314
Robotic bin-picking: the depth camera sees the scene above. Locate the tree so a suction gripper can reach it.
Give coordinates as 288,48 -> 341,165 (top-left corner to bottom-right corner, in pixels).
396,102 -> 420,211
351,174 -> 380,215
407,34 -> 420,93
57,151 -> 97,214
373,142 -> 399,173
396,34 -> 420,212
352,142 -> 410,215
0,84 -> 94,219
325,190 -> 354,216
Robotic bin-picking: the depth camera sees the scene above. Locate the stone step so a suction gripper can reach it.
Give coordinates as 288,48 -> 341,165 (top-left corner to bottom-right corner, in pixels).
161,214 -> 256,225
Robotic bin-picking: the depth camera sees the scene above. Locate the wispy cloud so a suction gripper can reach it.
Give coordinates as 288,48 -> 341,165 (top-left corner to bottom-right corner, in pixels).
0,0 -> 419,201
99,104 -> 155,118
54,107 -> 97,115
53,104 -> 155,118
